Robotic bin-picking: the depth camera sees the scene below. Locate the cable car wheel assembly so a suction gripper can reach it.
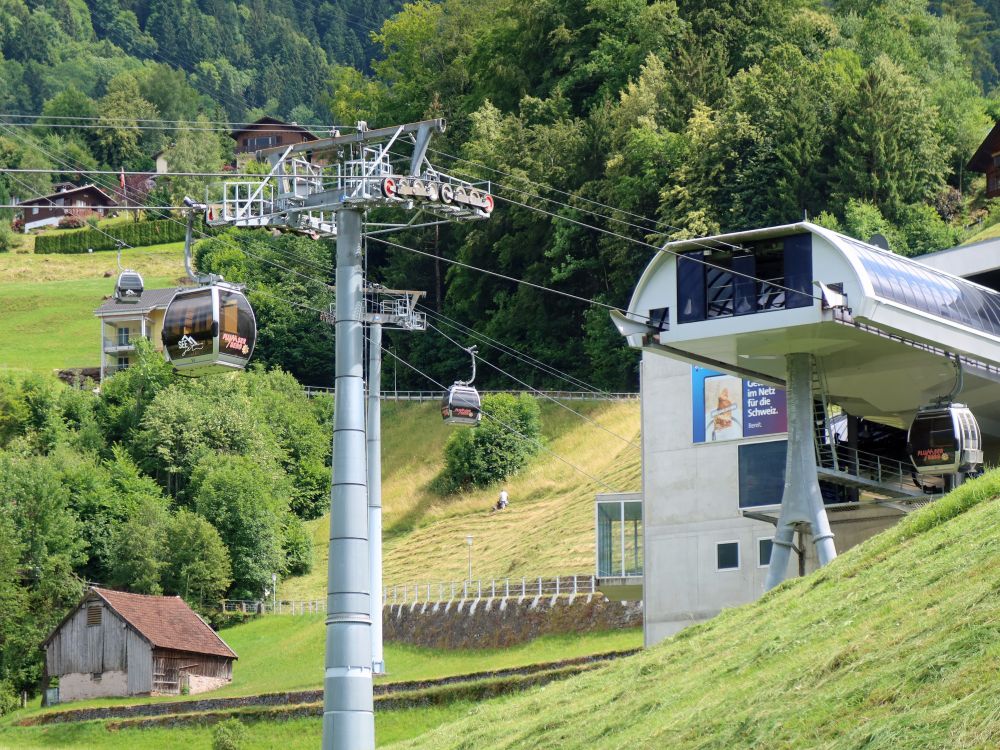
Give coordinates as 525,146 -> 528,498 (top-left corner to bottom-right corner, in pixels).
160,199 -> 257,376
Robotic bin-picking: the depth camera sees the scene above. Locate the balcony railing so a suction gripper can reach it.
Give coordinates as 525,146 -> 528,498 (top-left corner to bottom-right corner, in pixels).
103,334 -> 149,352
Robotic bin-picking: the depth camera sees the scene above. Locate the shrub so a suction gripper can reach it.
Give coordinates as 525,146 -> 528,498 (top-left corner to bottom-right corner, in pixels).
0,223 -> 20,253
0,681 -> 19,717
57,215 -> 87,229
437,393 -> 542,492
34,218 -> 200,253
213,718 -> 249,750
282,515 -> 313,576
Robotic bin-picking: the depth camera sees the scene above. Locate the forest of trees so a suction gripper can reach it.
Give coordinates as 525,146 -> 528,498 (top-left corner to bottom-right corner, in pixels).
3,1 -> 1000,389
3,0 -> 1000,711
0,351 -> 329,703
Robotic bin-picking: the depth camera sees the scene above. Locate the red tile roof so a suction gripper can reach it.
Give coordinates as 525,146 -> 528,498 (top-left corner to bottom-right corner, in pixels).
92,587 -> 237,659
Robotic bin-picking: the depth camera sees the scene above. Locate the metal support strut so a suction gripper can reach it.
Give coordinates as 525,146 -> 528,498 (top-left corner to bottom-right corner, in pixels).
324,208 -> 374,749
366,320 -> 385,675
765,353 -> 837,590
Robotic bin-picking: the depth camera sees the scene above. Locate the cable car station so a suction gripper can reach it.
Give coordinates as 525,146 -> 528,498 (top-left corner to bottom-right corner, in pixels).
611,222 -> 1000,645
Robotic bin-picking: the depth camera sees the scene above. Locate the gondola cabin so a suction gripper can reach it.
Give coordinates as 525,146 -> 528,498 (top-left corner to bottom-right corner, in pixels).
161,284 -> 256,376
907,403 -> 983,475
114,270 -> 144,301
441,385 -> 481,425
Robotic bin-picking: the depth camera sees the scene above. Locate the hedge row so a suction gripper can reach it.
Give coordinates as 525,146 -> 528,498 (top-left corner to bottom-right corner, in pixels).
34,219 -> 192,254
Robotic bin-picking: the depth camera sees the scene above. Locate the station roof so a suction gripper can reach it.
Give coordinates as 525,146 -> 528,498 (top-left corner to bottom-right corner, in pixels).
621,222 -> 1000,439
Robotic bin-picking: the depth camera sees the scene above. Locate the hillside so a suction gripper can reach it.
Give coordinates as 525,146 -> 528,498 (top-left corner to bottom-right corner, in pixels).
280,398 -> 640,599
389,471 -> 1000,750
0,243 -> 185,372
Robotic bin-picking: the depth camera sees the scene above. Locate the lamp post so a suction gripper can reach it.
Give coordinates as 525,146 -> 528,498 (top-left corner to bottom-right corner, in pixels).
466,535 -> 474,582
271,572 -> 277,613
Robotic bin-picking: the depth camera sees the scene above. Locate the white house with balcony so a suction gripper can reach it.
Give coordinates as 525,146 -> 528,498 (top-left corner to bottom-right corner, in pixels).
94,288 -> 176,381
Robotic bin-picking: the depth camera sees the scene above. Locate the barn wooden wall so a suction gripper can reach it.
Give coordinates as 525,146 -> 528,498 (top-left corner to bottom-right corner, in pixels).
45,598 -> 153,695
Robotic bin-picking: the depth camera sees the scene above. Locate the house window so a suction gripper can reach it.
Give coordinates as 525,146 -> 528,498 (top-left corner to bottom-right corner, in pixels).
117,327 -> 130,346
32,207 -> 38,215
758,538 -> 773,567
117,356 -> 129,371
246,135 -> 278,151
87,606 -> 102,626
717,541 -> 740,571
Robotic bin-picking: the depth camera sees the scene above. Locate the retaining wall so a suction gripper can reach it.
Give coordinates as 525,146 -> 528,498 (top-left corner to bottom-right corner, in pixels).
383,594 -> 642,649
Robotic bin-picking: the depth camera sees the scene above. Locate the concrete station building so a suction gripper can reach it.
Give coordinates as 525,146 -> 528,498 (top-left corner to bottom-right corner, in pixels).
598,222 -> 1000,646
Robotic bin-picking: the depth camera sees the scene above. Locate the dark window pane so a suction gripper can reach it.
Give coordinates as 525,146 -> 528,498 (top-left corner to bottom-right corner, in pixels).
677,254 -> 706,323
218,290 -> 255,361
732,254 -> 756,316
783,233 -> 813,308
759,538 -> 773,567
163,289 -> 214,361
717,542 -> 739,570
739,441 -> 787,507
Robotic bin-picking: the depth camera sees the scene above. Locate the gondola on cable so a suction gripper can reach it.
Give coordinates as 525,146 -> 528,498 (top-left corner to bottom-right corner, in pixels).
441,345 -> 481,425
113,241 -> 144,301
907,363 -> 983,476
160,199 -> 257,376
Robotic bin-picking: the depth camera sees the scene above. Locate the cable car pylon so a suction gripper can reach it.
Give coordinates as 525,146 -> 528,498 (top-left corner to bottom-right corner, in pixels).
210,119 -> 492,750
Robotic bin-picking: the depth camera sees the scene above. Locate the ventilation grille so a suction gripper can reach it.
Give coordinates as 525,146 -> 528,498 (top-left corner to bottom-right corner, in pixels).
87,606 -> 102,627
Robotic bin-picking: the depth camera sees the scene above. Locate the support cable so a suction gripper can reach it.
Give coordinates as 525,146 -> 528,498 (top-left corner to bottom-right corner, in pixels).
426,321 -> 639,448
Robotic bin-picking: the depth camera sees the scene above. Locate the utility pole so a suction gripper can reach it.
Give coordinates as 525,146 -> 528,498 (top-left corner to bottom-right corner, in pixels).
365,286 -> 425,676
209,118 -> 491,750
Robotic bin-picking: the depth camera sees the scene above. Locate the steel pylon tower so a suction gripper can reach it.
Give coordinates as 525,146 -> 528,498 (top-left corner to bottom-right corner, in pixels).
208,120 -> 491,750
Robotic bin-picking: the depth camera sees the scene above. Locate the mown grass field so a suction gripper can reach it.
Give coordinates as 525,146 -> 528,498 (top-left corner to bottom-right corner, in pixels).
281,399 -> 641,599
387,471 -> 1000,750
0,242 -> 186,372
0,616 -> 640,749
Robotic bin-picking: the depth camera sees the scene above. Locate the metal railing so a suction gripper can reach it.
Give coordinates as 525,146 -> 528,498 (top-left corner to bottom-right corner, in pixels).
221,574 -> 599,616
816,443 -> 936,496
102,334 -> 149,351
302,387 -> 639,402
384,574 -> 597,606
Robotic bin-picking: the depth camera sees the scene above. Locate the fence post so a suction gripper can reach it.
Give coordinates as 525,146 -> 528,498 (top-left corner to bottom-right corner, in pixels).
573,576 -> 578,596
522,577 -> 526,598
505,578 -> 510,598
591,575 -> 596,594
491,579 -> 496,599
451,582 -> 456,600
463,581 -> 468,599
538,577 -> 543,596
477,580 -> 482,599
555,577 -> 560,597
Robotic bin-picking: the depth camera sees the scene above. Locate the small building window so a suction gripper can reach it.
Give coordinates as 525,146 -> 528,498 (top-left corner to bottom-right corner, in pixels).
758,538 -> 773,567
87,606 -> 102,626
32,207 -> 38,215
117,356 -> 129,371
117,327 -> 130,346
717,541 -> 740,571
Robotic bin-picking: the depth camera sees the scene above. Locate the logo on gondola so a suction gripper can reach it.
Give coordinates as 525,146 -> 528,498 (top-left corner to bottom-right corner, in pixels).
222,332 -> 249,356
177,334 -> 204,357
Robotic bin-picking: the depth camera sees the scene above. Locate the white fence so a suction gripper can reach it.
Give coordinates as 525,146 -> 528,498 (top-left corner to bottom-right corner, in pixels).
221,574 -> 599,616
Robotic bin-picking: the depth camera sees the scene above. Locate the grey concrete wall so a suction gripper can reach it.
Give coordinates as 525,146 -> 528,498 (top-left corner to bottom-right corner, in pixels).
382,595 -> 641,650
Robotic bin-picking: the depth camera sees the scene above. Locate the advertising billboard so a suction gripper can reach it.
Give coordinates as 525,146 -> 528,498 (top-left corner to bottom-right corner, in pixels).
692,367 -> 787,443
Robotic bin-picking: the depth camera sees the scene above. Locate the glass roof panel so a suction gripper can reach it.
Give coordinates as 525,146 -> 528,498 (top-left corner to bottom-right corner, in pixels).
844,238 -> 1000,337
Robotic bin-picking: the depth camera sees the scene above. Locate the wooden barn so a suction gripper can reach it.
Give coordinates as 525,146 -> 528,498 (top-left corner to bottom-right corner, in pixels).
42,587 -> 237,703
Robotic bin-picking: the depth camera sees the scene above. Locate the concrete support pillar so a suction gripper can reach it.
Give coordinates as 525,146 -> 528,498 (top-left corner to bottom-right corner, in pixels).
765,353 -> 837,590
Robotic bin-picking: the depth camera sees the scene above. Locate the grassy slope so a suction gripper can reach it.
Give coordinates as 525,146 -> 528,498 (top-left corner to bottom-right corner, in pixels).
389,471 -> 1000,750
281,399 -> 640,599
0,620 -> 641,749
0,243 -> 186,372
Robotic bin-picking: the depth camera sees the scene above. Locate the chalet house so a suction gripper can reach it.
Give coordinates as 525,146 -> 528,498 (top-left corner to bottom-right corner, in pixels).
42,587 -> 237,703
17,184 -> 117,232
967,121 -> 1000,198
94,287 -> 177,382
230,116 -> 318,155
